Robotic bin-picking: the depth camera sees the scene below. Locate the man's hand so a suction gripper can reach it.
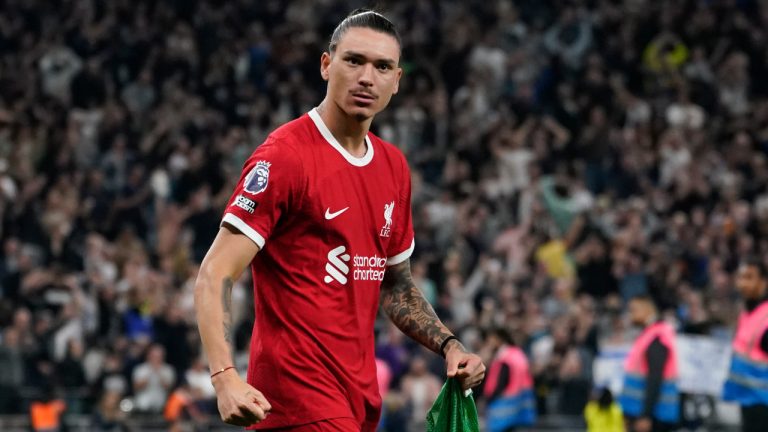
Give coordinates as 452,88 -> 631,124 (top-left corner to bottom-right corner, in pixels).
634,416 -> 652,432
444,340 -> 486,391
212,370 -> 271,427
379,260 -> 484,387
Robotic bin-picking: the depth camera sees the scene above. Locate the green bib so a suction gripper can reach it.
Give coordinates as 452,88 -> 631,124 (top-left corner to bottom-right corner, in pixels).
426,378 -> 480,432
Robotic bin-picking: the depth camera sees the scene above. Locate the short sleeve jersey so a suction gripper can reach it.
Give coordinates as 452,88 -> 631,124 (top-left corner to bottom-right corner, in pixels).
222,108 -> 414,429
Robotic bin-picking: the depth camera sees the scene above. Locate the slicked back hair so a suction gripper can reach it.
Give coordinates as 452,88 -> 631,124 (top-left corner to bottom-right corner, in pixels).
328,8 -> 401,56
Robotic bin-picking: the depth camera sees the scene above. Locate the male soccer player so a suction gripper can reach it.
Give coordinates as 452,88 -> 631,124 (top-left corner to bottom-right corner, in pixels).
194,9 -> 485,431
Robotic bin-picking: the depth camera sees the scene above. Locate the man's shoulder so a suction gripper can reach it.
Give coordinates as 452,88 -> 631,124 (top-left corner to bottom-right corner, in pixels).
133,363 -> 150,375
249,115 -> 314,167
368,132 -> 403,155
368,132 -> 408,167
267,113 -> 314,148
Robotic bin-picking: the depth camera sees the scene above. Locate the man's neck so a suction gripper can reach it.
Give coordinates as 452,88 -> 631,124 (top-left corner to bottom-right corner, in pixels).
317,100 -> 372,157
643,316 -> 658,328
746,294 -> 768,312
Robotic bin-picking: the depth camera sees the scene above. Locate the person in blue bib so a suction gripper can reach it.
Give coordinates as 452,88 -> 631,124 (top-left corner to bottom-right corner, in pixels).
723,258 -> 768,432
619,295 -> 680,432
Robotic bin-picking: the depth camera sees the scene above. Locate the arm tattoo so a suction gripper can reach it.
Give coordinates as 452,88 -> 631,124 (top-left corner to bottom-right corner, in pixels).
222,277 -> 234,346
380,260 -> 465,355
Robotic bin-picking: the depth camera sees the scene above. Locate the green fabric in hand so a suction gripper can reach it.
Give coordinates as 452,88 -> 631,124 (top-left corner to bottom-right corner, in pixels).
426,378 -> 480,432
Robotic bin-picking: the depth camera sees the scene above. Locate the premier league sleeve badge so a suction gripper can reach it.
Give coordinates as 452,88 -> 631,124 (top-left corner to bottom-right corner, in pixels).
244,160 -> 272,195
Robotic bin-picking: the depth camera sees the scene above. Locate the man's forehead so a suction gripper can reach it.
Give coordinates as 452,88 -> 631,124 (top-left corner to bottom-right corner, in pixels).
335,27 -> 400,61
739,264 -> 757,273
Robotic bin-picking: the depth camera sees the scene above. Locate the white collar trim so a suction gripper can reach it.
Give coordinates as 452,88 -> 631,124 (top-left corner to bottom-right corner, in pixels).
308,108 -> 374,167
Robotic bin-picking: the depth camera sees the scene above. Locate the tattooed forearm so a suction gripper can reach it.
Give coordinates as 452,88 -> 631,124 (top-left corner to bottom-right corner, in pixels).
380,260 -> 463,355
222,277 -> 234,345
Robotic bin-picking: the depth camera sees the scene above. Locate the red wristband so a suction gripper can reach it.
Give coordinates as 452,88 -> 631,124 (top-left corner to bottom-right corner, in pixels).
210,366 -> 236,379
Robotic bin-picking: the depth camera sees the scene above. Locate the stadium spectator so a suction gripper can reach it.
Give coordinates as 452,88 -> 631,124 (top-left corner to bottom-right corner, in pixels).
92,389 -> 128,432
484,327 -> 536,431
400,355 -> 442,431
619,296 -> 679,432
57,339 -> 87,414
29,385 -> 66,432
92,350 -> 128,404
723,259 -> 768,432
184,357 -> 217,415
0,327 -> 24,414
131,344 -> 175,413
584,387 -> 625,432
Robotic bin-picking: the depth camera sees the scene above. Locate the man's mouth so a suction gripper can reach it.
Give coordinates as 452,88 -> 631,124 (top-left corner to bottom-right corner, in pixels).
351,91 -> 376,103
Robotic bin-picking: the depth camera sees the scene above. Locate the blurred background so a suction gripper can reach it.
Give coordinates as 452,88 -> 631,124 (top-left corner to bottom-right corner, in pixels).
1,0 -> 767,430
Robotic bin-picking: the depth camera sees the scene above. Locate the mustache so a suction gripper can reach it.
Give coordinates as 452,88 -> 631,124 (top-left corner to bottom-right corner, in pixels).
350,88 -> 377,98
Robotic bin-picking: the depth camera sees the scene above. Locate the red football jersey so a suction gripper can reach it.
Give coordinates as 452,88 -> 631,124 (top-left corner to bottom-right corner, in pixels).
221,108 -> 415,430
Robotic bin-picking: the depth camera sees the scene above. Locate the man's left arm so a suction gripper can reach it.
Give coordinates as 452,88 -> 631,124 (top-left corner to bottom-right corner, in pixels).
760,328 -> 768,354
380,259 -> 485,390
642,337 -> 668,420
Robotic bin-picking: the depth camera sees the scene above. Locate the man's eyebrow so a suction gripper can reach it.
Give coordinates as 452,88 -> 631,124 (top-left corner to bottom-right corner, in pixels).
342,50 -> 397,66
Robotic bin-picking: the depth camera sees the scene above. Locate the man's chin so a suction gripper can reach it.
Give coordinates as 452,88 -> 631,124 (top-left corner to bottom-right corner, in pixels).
344,105 -> 376,121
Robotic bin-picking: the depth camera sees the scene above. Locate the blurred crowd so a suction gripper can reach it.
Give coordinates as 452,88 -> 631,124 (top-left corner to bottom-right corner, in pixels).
2,0 -> 768,430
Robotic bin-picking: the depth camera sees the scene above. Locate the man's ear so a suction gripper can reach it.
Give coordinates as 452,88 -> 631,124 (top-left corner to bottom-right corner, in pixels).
320,52 -> 332,81
392,66 -> 403,94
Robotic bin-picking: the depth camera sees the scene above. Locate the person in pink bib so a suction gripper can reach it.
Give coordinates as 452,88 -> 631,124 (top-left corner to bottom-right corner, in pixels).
483,328 -> 536,432
723,258 -> 768,432
618,295 -> 679,432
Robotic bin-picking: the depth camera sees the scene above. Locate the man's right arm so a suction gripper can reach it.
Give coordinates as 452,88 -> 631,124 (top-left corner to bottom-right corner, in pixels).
194,224 -> 271,426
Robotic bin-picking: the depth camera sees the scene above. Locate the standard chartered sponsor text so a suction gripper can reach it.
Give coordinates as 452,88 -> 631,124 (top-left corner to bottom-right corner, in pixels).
353,254 -> 386,281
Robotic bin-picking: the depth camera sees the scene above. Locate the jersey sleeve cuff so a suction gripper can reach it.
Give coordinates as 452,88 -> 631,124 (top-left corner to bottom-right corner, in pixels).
387,239 -> 415,266
221,213 -> 266,249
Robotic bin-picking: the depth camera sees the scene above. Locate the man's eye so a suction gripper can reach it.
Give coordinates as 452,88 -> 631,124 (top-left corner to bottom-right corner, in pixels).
378,64 -> 392,71
347,58 -> 360,65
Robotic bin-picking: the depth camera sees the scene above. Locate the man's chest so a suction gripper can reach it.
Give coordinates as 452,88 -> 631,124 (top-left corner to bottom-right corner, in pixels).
266,164 -> 403,287
307,166 -> 401,245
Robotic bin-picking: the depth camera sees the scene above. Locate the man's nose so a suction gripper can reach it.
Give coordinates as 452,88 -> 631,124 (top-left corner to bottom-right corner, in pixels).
358,63 -> 374,87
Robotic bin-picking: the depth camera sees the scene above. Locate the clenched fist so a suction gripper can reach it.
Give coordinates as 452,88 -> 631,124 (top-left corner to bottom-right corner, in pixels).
212,370 -> 272,426
445,340 -> 486,391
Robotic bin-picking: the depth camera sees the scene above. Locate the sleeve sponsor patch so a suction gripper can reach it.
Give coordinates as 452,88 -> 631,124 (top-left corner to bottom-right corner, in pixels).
232,194 -> 257,214
243,160 -> 271,194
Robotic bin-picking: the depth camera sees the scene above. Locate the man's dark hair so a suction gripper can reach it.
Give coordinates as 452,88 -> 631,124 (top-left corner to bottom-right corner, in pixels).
598,387 -> 614,410
629,294 -> 657,310
485,327 -> 513,345
741,256 -> 768,278
329,8 -> 401,54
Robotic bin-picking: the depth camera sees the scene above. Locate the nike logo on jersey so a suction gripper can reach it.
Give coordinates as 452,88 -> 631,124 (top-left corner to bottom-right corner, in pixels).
325,207 -> 349,220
